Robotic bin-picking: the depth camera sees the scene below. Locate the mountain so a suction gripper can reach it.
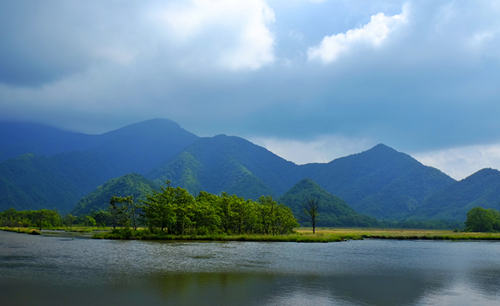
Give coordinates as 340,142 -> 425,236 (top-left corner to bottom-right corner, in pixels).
0,118 -> 476,222
0,152 -> 116,212
300,144 -> 456,219
72,173 -> 158,216
149,135 -> 299,199
0,119 -> 198,212
93,119 -> 198,174
414,168 -> 500,221
0,118 -> 199,174
0,122 -> 94,161
149,141 -> 455,220
279,179 -> 378,227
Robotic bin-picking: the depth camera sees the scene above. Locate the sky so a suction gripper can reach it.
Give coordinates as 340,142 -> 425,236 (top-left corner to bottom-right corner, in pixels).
1,0 -> 500,179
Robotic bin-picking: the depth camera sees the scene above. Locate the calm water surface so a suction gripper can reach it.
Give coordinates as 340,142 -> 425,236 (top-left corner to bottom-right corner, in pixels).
1,230 -> 500,305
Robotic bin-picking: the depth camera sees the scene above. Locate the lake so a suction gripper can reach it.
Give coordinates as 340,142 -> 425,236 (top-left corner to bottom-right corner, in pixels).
1,230 -> 500,305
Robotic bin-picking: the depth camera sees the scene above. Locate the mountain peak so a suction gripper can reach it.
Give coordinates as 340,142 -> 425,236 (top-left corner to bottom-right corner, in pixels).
106,118 -> 185,135
368,143 -> 397,153
292,178 -> 321,190
466,168 -> 500,180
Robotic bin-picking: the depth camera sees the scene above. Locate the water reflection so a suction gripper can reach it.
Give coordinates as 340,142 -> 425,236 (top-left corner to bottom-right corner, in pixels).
1,231 -> 500,306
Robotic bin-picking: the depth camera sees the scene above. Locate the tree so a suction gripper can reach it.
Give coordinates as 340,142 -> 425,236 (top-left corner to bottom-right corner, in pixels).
63,214 -> 76,228
92,210 -> 112,227
83,215 -> 97,227
109,196 -> 132,229
142,181 -> 177,233
304,198 -> 319,234
465,207 -> 500,232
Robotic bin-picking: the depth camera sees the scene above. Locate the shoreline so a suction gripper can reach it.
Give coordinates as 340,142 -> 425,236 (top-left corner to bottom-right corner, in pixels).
4,227 -> 500,242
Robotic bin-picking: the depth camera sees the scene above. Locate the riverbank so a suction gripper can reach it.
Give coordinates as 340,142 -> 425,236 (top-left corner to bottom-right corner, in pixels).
0,227 -> 41,235
4,226 -> 500,242
93,227 -> 500,242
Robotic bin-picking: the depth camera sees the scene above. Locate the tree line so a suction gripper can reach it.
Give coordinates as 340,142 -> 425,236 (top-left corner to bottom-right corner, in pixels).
1,183 -> 298,235
0,208 -> 62,229
109,183 -> 298,235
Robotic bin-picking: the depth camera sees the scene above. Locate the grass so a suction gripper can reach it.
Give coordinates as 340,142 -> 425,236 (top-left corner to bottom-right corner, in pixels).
92,227 -> 500,242
92,230 -> 351,242
296,227 -> 500,241
0,227 -> 41,235
4,226 -> 500,242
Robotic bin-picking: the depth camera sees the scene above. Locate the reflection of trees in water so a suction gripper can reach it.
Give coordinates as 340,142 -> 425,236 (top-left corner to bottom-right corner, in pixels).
150,272 -> 448,306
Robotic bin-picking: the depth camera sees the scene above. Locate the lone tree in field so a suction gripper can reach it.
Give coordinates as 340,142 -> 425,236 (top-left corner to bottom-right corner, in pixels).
109,196 -> 137,230
304,198 -> 319,234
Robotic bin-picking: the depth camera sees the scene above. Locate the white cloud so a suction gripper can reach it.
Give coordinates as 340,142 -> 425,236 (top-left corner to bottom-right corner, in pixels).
413,143 -> 500,180
250,135 -> 374,164
308,4 -> 409,63
157,0 -> 275,70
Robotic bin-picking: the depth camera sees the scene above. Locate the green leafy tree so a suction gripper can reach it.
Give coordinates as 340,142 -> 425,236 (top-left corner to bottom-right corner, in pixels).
109,196 -> 131,229
63,214 -> 76,228
194,191 -> 221,234
465,207 -> 500,232
92,210 -> 112,227
142,182 -> 177,232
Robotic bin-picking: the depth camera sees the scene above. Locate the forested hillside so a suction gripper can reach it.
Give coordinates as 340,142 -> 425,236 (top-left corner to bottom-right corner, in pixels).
3,118 -> 499,224
279,179 -> 378,227
72,173 -> 158,216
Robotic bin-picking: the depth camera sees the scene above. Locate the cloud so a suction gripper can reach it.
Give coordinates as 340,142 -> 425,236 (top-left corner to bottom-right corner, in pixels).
414,144 -> 500,180
1,0 -> 500,159
308,4 -> 408,63
250,135 -> 375,164
157,0 -> 275,70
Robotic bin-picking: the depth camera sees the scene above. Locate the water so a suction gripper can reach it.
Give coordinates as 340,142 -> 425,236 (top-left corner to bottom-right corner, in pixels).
1,231 -> 500,305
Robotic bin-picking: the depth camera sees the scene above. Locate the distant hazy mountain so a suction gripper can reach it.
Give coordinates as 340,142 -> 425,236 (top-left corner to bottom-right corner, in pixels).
279,179 -> 378,227
300,144 -> 456,219
72,173 -> 158,216
149,135 -> 299,199
0,119 -> 198,174
94,119 -> 198,174
414,168 -> 500,221
0,122 -> 94,161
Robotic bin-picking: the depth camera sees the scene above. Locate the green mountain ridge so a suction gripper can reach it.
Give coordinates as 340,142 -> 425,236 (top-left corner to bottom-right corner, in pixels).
0,119 -> 198,212
149,135 -> 298,199
414,168 -> 500,221
279,179 -> 378,227
2,118 -> 499,223
0,152 -> 116,212
300,144 -> 456,219
72,173 -> 158,216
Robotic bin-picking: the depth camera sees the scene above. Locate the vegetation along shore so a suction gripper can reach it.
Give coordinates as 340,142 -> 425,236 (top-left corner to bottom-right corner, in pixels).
3,181 -> 500,243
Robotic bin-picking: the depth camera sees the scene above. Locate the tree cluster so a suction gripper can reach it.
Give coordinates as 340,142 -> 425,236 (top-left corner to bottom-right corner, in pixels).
465,207 -> 500,232
0,208 -> 62,229
135,184 -> 298,235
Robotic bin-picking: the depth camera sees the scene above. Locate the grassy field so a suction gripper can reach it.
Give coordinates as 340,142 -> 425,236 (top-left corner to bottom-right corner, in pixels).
4,226 -> 500,242
0,227 -> 41,235
93,227 -> 500,242
296,228 -> 500,241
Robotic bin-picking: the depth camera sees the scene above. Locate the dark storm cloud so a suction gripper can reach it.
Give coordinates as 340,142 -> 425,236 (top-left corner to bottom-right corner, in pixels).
1,0 -> 500,154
